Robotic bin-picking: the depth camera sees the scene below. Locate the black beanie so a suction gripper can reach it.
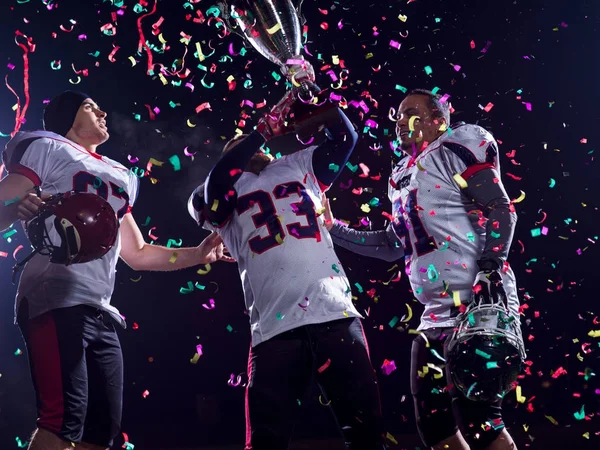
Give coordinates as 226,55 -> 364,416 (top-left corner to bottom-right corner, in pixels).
43,91 -> 90,137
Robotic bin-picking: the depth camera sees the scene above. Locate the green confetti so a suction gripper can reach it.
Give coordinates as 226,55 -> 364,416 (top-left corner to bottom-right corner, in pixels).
345,161 -> 358,172
276,312 -> 285,320
328,163 -> 340,172
415,287 -> 423,295
431,86 -> 441,94
435,17 -> 441,23
331,264 -> 341,273
574,405 -> 585,420
548,178 -> 556,188
169,154 -> 181,171
142,216 -> 151,226
368,197 -> 380,207
466,232 -> 475,242
226,325 -> 233,332
475,348 -> 491,359
271,71 -> 282,81
14,348 -> 22,356
388,316 -> 400,328
179,281 -> 194,294
395,84 -> 407,93
2,229 -> 17,240
354,282 -> 364,293
166,238 -> 183,248
486,361 -> 499,369
490,231 -> 501,239
530,228 -> 541,237
468,313 -> 476,326
427,264 -> 439,282
4,196 -> 20,206
15,437 -> 28,449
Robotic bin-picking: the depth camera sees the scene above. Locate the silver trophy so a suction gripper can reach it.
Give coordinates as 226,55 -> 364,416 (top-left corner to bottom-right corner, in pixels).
220,0 -> 321,100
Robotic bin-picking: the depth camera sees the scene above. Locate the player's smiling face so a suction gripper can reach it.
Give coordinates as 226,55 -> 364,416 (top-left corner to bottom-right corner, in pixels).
396,94 -> 445,156
69,99 -> 109,147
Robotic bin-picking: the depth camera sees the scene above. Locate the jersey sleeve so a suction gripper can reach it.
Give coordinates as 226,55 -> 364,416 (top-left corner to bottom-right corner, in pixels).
2,137 -> 57,186
127,172 -> 140,213
441,124 -> 500,183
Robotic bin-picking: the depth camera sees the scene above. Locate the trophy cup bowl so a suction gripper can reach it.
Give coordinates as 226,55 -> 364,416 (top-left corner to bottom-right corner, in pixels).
220,0 -> 339,140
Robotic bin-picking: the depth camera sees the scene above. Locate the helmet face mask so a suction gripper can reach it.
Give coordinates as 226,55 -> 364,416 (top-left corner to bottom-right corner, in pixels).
13,192 -> 119,280
447,301 -> 525,403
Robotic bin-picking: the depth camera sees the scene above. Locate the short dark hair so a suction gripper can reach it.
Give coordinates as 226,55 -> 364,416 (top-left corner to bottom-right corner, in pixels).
407,89 -> 451,125
222,133 -> 249,154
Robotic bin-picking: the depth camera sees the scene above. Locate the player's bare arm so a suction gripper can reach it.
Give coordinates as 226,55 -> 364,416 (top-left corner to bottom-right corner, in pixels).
0,173 -> 38,231
119,212 -> 234,271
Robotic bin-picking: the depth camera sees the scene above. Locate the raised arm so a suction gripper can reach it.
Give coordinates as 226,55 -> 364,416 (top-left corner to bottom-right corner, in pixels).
311,108 -> 359,190
203,131 -> 266,226
203,91 -> 296,226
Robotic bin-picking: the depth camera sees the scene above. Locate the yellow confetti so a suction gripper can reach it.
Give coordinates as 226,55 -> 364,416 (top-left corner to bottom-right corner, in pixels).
159,73 -> 168,85
69,76 -> 82,85
360,203 -> 371,213
583,432 -> 590,439
275,233 -> 284,245
226,74 -> 235,83
544,415 -> 558,425
318,395 -> 331,406
169,252 -> 178,263
385,432 -> 399,445
516,385 -> 526,403
512,190 -> 526,204
195,42 -> 207,61
266,23 -> 281,34
416,160 -> 426,171
408,115 -> 420,131
343,310 -> 349,317
408,329 -> 430,347
427,363 -> 444,379
211,199 -> 219,212
523,424 -> 529,432
401,303 -> 413,322
453,291 -> 461,307
398,14 -> 408,22
148,158 -> 164,167
332,55 -> 340,65
417,365 -> 429,378
190,353 -> 201,364
128,56 -> 137,66
197,264 -> 212,275
12,103 -> 18,111
453,173 -> 468,189
158,33 -> 167,44
187,119 -> 197,128
587,330 -> 600,338
576,352 -> 583,361
439,122 -> 448,132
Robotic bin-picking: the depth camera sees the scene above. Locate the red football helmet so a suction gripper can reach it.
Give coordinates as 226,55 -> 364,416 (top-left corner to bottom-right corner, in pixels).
13,191 -> 119,280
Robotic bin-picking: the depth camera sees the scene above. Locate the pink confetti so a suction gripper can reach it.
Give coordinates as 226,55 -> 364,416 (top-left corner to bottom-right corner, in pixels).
389,40 -> 401,49
202,299 -> 216,310
318,358 -> 331,373
196,102 -> 212,113
522,102 -> 532,111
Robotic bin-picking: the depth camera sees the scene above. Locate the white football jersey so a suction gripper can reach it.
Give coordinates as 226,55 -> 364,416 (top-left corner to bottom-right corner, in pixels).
3,131 -> 139,327
388,124 -> 520,330
190,147 -> 361,346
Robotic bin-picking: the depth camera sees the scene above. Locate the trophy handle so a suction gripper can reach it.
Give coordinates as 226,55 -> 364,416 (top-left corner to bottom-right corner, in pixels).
296,0 -> 307,26
218,1 -> 247,41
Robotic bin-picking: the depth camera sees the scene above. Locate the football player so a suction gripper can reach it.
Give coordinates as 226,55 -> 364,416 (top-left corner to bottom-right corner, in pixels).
188,86 -> 385,449
323,89 -> 522,450
0,91 -> 233,450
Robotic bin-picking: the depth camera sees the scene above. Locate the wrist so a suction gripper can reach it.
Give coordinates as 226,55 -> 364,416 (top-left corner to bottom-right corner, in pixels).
477,258 -> 501,272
